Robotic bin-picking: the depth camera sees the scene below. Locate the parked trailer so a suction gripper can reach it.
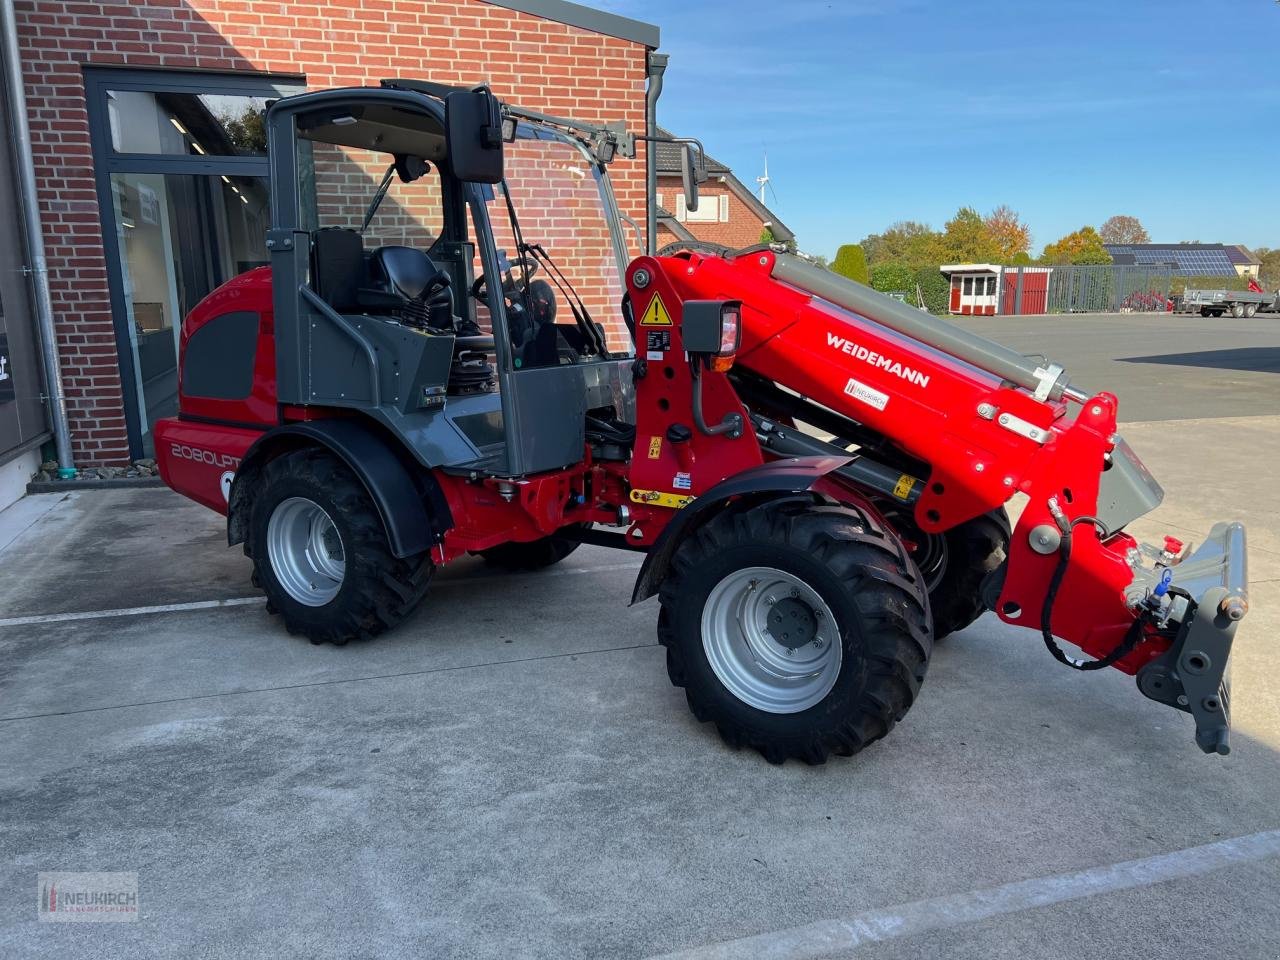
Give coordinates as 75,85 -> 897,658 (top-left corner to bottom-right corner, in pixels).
1181,287 -> 1280,318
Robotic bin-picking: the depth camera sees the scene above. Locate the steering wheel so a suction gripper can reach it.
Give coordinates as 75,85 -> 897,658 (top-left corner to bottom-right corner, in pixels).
470,254 -> 539,304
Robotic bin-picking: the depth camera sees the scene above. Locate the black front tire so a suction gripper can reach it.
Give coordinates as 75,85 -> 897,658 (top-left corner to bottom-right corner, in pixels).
248,449 -> 433,644
927,509 -> 1011,641
658,496 -> 932,764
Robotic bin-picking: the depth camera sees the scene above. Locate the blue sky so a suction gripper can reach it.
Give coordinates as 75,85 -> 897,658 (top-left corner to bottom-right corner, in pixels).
597,0 -> 1280,259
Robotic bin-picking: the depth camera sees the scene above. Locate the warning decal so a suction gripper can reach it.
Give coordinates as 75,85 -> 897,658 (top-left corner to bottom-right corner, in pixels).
648,436 -> 663,459
640,292 -> 673,326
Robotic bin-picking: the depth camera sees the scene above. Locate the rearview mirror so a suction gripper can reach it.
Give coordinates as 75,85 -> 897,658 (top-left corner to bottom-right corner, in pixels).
680,144 -> 700,213
445,87 -> 504,184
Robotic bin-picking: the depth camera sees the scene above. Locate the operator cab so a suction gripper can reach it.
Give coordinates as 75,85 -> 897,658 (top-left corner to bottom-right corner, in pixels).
263,82 -> 640,476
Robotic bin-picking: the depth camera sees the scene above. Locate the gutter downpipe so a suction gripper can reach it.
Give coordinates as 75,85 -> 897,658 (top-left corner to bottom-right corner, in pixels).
644,52 -> 667,256
1,0 -> 74,477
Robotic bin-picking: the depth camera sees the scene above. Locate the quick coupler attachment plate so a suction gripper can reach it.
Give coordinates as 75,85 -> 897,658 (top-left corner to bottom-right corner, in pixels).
1136,522 -> 1247,755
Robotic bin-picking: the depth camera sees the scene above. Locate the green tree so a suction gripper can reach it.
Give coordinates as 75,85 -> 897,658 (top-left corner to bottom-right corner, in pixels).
869,262 -> 915,293
760,225 -> 796,253
938,206 -> 1002,264
1253,248 -> 1280,286
219,106 -> 267,155
861,221 -> 942,269
832,244 -> 869,284
1040,226 -> 1111,265
1010,250 -> 1033,266
913,266 -> 951,315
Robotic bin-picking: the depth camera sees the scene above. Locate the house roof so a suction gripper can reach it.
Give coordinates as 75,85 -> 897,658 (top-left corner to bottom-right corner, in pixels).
483,0 -> 659,47
656,206 -> 695,242
654,126 -> 795,243
1228,244 -> 1261,266
653,127 -> 732,176
1101,243 -> 1241,276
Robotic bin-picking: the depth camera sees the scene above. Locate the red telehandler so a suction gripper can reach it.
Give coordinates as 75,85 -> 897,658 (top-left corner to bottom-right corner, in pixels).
157,82 -> 1247,763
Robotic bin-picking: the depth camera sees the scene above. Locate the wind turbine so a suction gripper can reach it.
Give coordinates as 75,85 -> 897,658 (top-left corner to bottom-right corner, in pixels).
756,152 -> 771,203
756,151 -> 780,208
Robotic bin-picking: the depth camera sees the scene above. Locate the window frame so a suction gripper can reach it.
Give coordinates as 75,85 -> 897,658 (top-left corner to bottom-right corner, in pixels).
84,67 -> 304,457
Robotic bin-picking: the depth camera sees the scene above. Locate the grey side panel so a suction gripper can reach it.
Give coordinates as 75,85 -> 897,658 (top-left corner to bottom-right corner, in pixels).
581,357 -> 635,421
1097,436 -> 1164,530
182,311 -> 259,400
505,364 -> 587,474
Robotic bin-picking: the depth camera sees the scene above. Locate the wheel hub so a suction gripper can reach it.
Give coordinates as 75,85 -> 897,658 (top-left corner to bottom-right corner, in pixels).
700,566 -> 842,714
766,596 -> 817,649
266,496 -> 346,607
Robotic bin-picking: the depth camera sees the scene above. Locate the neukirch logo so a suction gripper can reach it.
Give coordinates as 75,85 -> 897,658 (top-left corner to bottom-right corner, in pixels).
37,872 -> 138,922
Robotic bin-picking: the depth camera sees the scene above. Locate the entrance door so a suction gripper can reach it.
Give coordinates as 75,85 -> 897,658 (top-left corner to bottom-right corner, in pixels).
85,69 -> 302,456
0,70 -> 50,462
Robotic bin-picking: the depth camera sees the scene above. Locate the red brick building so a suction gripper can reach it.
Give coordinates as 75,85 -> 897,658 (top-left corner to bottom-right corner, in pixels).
4,0 -> 659,474
652,128 -> 792,251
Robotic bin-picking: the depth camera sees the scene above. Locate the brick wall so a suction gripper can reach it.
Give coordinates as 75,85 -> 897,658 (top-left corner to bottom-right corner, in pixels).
658,177 -> 768,250
15,0 -> 650,465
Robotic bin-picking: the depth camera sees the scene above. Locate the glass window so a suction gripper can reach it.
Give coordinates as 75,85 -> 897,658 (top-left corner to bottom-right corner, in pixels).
963,276 -> 973,295
476,125 -> 631,363
110,172 -> 269,442
986,276 -> 997,295
300,143 -> 444,248
107,90 -> 272,156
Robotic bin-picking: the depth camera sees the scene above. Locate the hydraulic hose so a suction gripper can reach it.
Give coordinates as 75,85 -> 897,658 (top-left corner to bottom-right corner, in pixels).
1039,497 -> 1146,671
689,361 -> 743,438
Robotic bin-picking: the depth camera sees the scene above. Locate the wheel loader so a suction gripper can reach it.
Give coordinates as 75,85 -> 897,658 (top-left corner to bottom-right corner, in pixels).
156,80 -> 1248,763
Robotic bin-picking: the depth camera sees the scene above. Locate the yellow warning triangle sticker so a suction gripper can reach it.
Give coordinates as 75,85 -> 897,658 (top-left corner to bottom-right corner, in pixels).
640,292 -> 672,326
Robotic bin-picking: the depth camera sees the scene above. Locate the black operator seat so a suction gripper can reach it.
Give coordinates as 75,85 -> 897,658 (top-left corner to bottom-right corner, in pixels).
370,245 -> 494,349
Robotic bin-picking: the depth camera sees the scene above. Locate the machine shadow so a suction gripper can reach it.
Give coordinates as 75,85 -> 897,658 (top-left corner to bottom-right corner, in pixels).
1117,347 -> 1280,374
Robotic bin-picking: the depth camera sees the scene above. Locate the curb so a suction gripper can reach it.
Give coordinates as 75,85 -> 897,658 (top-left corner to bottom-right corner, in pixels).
26,476 -> 165,494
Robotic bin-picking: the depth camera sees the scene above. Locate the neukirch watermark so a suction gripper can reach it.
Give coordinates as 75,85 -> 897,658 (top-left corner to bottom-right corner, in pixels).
37,872 -> 139,922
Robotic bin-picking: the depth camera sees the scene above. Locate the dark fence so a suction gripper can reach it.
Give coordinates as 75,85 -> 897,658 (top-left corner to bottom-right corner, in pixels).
999,264 -> 1174,314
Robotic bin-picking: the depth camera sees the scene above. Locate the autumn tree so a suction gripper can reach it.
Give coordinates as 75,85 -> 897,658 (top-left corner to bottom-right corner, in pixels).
938,206 -> 1002,264
984,205 -> 1031,261
1040,226 -> 1112,265
832,244 -> 869,284
1099,215 -> 1150,245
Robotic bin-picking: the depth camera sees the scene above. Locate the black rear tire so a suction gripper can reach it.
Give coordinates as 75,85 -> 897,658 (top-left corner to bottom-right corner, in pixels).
248,448 -> 433,644
478,525 -> 586,570
658,496 -> 932,764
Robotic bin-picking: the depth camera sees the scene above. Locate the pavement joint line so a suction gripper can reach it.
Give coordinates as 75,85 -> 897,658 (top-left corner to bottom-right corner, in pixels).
0,639 -> 659,724
645,828 -> 1280,960
0,560 -> 644,630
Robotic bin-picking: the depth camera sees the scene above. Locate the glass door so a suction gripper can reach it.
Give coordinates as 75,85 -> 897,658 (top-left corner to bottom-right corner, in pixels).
86,69 -> 301,456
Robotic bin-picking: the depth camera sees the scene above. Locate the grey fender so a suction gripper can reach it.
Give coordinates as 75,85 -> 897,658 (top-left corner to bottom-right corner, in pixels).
228,420 -> 452,559
631,455 -> 853,604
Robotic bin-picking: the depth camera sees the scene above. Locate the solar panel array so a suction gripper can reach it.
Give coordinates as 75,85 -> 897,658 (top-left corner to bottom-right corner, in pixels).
1103,244 -> 1237,276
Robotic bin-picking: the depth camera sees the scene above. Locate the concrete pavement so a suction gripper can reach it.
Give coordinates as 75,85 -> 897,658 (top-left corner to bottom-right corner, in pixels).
3,308 -> 1280,958
957,311 -> 1280,422
1,410 -> 1278,959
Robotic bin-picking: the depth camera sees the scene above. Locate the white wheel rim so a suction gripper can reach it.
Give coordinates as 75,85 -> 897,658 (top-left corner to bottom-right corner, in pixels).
267,497 -> 346,606
700,566 -> 842,714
